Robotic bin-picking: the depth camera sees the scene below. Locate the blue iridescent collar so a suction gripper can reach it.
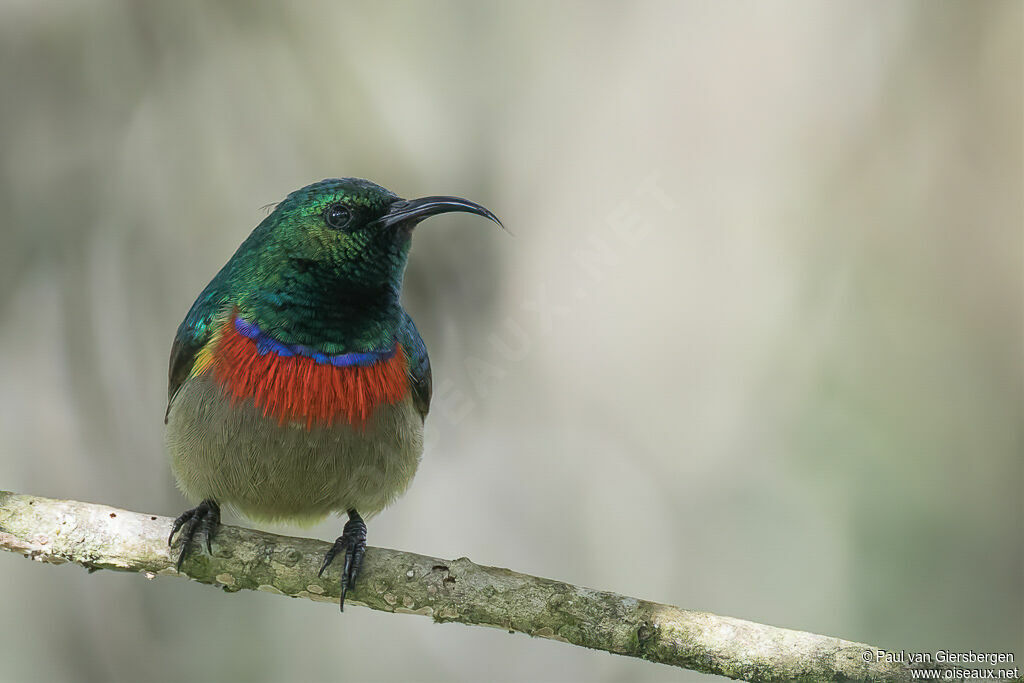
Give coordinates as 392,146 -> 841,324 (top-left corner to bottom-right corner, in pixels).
233,316 -> 396,367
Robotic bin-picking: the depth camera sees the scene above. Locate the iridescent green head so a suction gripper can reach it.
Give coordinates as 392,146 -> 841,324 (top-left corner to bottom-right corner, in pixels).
245,177 -> 499,289
218,177 -> 500,350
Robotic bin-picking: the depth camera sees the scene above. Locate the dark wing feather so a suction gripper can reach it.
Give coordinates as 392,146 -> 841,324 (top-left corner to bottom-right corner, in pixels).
165,279 -> 231,422
165,333 -> 205,423
398,311 -> 432,420
411,356 -> 432,419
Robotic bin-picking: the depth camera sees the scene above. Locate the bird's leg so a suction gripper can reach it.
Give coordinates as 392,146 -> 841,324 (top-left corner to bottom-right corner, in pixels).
168,499 -> 221,571
318,509 -> 367,611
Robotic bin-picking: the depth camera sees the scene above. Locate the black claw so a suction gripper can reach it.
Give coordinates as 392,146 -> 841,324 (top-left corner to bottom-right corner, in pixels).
319,510 -> 367,612
168,499 -> 221,571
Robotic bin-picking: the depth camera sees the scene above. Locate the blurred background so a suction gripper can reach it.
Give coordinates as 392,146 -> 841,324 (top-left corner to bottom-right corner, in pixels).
0,1 -> 1020,681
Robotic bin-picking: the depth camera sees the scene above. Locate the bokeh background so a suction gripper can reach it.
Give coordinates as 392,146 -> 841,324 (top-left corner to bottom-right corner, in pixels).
0,2 -> 1020,681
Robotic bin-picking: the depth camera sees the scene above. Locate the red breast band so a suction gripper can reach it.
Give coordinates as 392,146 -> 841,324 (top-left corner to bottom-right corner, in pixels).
206,316 -> 409,429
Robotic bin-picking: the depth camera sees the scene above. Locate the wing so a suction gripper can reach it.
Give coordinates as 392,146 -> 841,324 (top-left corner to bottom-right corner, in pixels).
166,333 -> 203,421
165,280 -> 231,422
398,311 -> 432,420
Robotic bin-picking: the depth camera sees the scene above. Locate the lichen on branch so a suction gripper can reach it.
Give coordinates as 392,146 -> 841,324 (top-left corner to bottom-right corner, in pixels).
0,491 -> 980,683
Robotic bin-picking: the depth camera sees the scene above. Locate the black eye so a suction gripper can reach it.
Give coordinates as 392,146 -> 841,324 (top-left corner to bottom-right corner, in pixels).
324,203 -> 352,230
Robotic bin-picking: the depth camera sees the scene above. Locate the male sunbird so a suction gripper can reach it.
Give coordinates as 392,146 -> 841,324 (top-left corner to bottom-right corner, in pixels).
165,178 -> 501,609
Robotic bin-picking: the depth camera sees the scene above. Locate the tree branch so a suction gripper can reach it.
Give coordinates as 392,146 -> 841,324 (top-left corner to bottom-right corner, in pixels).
0,491 -> 989,682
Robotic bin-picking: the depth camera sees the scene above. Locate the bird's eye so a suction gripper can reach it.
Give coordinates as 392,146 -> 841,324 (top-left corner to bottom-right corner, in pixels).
324,203 -> 352,230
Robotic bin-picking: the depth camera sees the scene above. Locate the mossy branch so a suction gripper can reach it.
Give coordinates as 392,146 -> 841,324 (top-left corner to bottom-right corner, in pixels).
0,490 -> 989,682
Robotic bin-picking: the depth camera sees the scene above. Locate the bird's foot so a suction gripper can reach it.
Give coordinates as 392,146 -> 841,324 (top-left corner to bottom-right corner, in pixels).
318,509 -> 367,611
168,499 -> 220,571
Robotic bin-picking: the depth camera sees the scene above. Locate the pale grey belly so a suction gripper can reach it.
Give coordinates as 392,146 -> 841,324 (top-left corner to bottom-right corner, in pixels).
165,374 -> 424,523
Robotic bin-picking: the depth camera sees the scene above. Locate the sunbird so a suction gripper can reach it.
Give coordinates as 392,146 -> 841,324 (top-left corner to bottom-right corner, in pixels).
165,178 -> 501,609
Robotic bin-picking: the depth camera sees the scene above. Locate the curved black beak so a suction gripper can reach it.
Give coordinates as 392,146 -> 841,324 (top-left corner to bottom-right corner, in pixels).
372,195 -> 503,230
